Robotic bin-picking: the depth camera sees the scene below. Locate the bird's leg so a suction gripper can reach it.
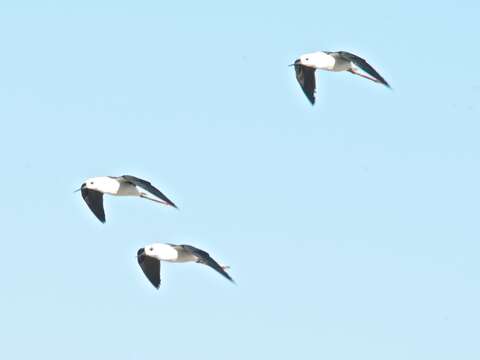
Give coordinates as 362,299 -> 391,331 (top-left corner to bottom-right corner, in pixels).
348,68 -> 380,83
140,192 -> 170,206
220,263 -> 230,270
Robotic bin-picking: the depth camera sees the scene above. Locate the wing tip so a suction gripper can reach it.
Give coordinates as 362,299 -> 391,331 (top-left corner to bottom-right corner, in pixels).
221,269 -> 235,283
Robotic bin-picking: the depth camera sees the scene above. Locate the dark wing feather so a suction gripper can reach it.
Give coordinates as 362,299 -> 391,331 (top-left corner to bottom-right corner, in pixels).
180,245 -> 234,283
338,51 -> 390,87
121,175 -> 177,208
137,249 -> 161,289
81,188 -> 106,223
294,61 -> 316,105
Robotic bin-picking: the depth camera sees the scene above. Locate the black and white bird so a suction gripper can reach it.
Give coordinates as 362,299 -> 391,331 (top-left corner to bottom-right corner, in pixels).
291,51 -> 390,105
137,243 -> 234,289
76,175 -> 177,223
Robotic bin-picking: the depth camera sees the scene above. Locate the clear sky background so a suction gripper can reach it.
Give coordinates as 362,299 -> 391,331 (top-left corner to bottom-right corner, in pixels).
0,1 -> 479,359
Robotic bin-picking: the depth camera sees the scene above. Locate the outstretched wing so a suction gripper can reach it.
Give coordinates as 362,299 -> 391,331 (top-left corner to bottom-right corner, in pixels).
137,248 -> 161,289
81,188 -> 106,223
337,51 -> 390,87
294,60 -> 316,105
121,175 -> 177,208
180,245 -> 234,283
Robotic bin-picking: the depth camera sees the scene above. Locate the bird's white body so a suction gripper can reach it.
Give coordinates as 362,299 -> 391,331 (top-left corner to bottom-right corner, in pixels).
299,51 -> 351,72
137,242 -> 233,288
84,176 -> 140,196
79,174 -> 176,223
145,243 -> 197,263
292,50 -> 390,105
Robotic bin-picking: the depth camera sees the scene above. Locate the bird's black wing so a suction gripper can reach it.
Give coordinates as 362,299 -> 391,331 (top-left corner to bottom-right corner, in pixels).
294,60 -> 316,105
137,249 -> 161,289
180,245 -> 234,283
81,188 -> 106,223
121,175 -> 177,208
338,51 -> 390,87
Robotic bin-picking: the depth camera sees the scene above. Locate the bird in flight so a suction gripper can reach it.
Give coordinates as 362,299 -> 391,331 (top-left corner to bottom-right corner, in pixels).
291,50 -> 390,105
76,175 -> 177,223
137,243 -> 234,289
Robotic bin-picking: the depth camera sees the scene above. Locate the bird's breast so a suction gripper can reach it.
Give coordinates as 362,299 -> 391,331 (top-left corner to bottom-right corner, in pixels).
313,52 -> 337,71
95,176 -> 122,195
157,244 -> 181,262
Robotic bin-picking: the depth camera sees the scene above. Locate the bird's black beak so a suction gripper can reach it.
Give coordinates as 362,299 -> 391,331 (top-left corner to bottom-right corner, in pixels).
74,183 -> 86,193
288,59 -> 301,66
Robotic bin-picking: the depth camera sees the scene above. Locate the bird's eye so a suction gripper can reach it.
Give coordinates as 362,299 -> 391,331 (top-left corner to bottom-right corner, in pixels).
90,182 -> 94,185
305,58 -> 309,61
149,247 -> 154,251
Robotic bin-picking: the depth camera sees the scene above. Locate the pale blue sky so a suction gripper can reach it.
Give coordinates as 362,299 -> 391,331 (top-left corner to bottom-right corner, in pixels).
1,1 -> 479,359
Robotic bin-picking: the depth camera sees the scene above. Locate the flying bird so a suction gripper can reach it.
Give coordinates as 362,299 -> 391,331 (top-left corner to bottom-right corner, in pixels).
76,175 -> 177,223
291,51 -> 390,105
137,243 -> 234,289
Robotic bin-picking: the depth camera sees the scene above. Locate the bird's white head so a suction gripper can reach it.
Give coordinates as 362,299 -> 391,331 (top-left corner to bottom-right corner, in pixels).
82,177 -> 103,192
296,51 -> 336,71
297,52 -> 318,68
143,243 -> 178,261
144,243 -> 159,257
